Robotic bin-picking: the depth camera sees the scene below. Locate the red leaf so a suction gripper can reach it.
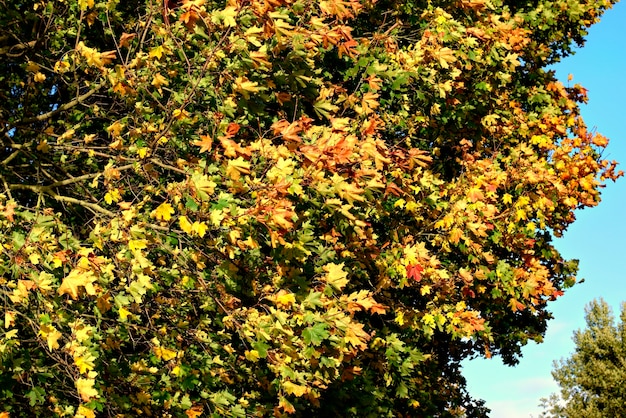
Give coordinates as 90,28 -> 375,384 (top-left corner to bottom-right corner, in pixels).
406,264 -> 424,281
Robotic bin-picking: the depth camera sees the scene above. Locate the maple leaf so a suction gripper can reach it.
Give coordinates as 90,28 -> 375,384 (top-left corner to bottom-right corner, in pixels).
5,311 -> 16,328
118,306 -> 132,321
119,32 -> 136,48
212,6 -> 238,27
76,405 -> 96,418
283,381 -> 308,397
192,134 -> 213,153
185,405 -> 204,418
245,349 -> 260,362
323,262 -> 349,291
152,202 -> 175,221
191,221 -> 208,237
149,45 -> 166,59
128,239 -> 148,251
344,322 -> 370,350
234,76 -> 262,99
75,352 -> 96,374
76,375 -> 99,401
154,346 -> 178,361
39,323 -> 62,350
278,396 -> 296,414
58,270 -> 98,300
275,290 -> 296,308
302,323 -> 329,346
151,73 -> 169,92
2,200 -> 17,222
343,290 -> 386,314
226,157 -> 251,180
191,173 -> 217,201
78,0 -> 95,11
179,215 -> 193,234
434,47 -> 456,69
406,264 -> 424,281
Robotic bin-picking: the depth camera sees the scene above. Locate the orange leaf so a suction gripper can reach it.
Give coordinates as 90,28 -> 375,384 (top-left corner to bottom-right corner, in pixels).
192,135 -> 213,153
185,405 -> 203,418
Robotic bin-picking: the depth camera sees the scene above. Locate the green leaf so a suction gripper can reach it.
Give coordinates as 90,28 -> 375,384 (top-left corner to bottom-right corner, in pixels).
302,322 -> 329,346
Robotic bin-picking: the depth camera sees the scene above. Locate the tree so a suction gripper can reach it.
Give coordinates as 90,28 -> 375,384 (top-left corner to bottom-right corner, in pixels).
540,299 -> 626,417
0,0 -> 621,416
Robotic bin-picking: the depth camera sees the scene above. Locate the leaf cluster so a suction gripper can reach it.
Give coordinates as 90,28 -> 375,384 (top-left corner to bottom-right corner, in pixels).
0,0 -> 621,416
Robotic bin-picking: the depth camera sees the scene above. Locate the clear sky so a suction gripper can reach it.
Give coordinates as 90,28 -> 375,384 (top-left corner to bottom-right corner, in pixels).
462,2 -> 626,417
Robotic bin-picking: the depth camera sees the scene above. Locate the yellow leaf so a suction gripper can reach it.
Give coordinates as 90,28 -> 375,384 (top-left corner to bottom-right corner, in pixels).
226,157 -> 251,180
333,178 -> 365,204
149,45 -> 165,59
434,47 -> 456,69
35,272 -> 54,291
76,405 -> 96,418
191,221 -> 208,238
234,76 -> 262,99
179,215 -> 193,234
191,173 -> 217,200
74,352 -> 96,374
26,61 -> 40,72
213,6 -> 238,27
323,262 -> 349,291
395,310 -> 405,326
39,324 -> 62,350
77,42 -> 116,67
118,307 -> 132,321
245,350 -> 260,362
154,346 -> 177,361
4,311 -> 16,328
422,313 -> 435,328
283,381 -> 308,397
104,188 -> 121,204
128,239 -> 148,251
33,72 -> 46,83
29,253 -> 40,265
76,376 -> 99,402
78,0 -> 95,11
151,73 -> 169,91
344,322 -> 370,349
275,290 -> 296,308
58,270 -> 98,300
152,202 -> 175,221
106,121 -> 124,138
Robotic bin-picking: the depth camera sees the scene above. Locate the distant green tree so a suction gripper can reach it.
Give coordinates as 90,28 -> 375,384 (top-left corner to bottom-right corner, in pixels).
540,299 -> 626,417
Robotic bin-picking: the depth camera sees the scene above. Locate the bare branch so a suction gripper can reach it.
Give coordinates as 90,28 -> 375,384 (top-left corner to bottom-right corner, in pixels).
46,164 -> 135,188
0,40 -> 37,56
149,158 -> 187,175
48,194 -> 115,217
14,84 -> 103,125
8,183 -> 115,217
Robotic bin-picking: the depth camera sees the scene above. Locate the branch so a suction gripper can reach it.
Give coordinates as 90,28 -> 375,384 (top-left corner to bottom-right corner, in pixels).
8,183 -> 115,217
45,164 -> 135,188
48,194 -> 115,217
149,158 -> 187,174
0,40 -> 37,56
14,84 -> 103,125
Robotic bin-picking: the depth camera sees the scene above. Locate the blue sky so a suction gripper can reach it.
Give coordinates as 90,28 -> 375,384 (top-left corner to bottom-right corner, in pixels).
462,2 -> 626,416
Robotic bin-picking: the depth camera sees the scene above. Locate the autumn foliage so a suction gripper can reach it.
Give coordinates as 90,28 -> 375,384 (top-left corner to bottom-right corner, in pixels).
0,0 -> 621,416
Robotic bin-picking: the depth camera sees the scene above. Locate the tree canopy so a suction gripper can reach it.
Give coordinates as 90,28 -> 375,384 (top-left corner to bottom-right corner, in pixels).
0,0 -> 621,416
541,299 -> 626,417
